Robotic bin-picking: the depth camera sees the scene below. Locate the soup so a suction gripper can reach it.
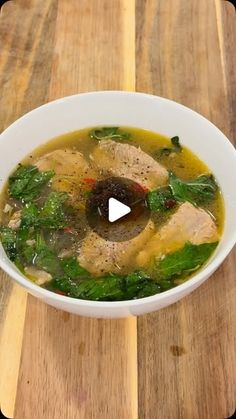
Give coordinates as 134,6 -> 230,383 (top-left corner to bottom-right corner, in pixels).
0,127 -> 224,301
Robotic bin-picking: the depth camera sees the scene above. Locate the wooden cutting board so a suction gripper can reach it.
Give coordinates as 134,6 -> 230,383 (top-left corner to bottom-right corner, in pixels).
0,1 -> 235,418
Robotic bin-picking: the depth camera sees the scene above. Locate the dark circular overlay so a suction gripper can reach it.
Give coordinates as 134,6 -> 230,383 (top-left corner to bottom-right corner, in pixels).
86,177 -> 151,242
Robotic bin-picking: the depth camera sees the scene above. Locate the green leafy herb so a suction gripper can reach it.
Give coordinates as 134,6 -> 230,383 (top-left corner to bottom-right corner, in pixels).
16,201 -> 48,264
171,136 -> 181,149
159,136 -> 182,157
72,275 -> 125,300
156,242 -> 218,281
136,281 -> 162,298
9,165 -> 54,202
158,279 -> 175,291
21,203 -> 40,226
33,233 -> 60,275
49,277 -> 75,294
147,186 -> 176,211
15,227 -> 61,273
61,257 -> 90,279
39,192 -> 68,229
15,222 -> 36,264
51,275 -> 124,301
0,223 -> 32,268
19,192 -> 68,230
0,226 -> 17,260
49,270 -> 161,301
169,173 -> 218,205
89,127 -> 131,141
22,242 -> 36,264
124,271 -> 161,299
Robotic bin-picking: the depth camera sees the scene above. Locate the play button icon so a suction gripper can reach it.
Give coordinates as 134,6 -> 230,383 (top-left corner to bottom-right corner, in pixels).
86,177 -> 151,242
108,198 -> 131,222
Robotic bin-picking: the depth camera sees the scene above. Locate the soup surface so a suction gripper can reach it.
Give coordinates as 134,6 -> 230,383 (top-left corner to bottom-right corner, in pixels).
0,127 -> 224,301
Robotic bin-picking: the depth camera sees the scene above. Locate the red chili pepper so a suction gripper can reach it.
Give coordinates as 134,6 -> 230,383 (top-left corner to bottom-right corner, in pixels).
164,199 -> 176,209
133,183 -> 149,194
56,290 -> 67,296
82,178 -> 97,191
83,178 -> 96,186
64,226 -> 75,234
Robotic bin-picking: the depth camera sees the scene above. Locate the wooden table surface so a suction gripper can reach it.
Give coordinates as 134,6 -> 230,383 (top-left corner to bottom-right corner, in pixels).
0,1 -> 235,418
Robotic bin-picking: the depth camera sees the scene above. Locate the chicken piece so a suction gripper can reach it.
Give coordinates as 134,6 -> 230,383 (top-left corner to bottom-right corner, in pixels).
78,220 -> 155,276
3,203 -> 13,214
91,140 -> 168,190
137,202 -> 219,267
24,266 -> 52,286
8,210 -> 22,230
35,149 -> 97,207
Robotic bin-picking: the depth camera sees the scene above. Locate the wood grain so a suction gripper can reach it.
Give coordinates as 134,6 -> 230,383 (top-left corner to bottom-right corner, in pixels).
136,1 -> 236,418
220,0 -> 236,143
0,284 -> 27,418
0,1 -> 59,416
15,300 -> 137,419
8,1 -> 137,419
0,0 -> 235,418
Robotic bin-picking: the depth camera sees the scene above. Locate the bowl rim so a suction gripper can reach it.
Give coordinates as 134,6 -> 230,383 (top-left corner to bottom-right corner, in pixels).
1,90 -> 236,309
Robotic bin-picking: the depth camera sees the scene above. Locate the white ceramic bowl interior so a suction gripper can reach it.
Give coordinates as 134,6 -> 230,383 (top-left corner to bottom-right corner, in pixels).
0,91 -> 236,318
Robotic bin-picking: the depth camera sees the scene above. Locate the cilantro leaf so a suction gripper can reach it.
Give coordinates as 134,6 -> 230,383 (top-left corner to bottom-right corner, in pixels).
0,226 -> 17,260
49,270 -> 161,301
21,203 -> 40,226
124,271 -> 161,299
33,233 -> 60,275
159,136 -> 182,157
156,242 -> 218,281
147,186 -> 176,211
9,165 -> 54,202
61,257 -> 90,279
39,192 -> 68,229
89,127 -> 131,141
52,275 -> 124,301
170,173 -> 218,205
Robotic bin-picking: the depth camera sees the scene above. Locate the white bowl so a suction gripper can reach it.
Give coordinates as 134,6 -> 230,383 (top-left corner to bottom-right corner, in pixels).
0,91 -> 236,318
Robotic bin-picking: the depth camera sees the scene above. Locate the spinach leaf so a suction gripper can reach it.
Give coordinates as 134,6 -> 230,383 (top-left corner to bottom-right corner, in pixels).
159,136 -> 182,157
89,127 -> 131,141
9,165 -> 54,202
156,242 -> 218,281
169,173 -> 218,205
39,192 -> 68,229
147,186 -> 176,211
61,257 -> 90,279
0,226 -> 17,260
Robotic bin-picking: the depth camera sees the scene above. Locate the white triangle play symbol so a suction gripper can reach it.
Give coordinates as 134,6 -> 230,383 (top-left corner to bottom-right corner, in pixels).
108,197 -> 131,223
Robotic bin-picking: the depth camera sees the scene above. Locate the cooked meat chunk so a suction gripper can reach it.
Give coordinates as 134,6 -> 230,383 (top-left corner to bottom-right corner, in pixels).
8,210 -> 22,230
24,266 -> 52,286
3,204 -> 13,214
91,140 -> 168,190
137,202 -> 218,267
35,149 -> 97,207
78,220 -> 155,276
